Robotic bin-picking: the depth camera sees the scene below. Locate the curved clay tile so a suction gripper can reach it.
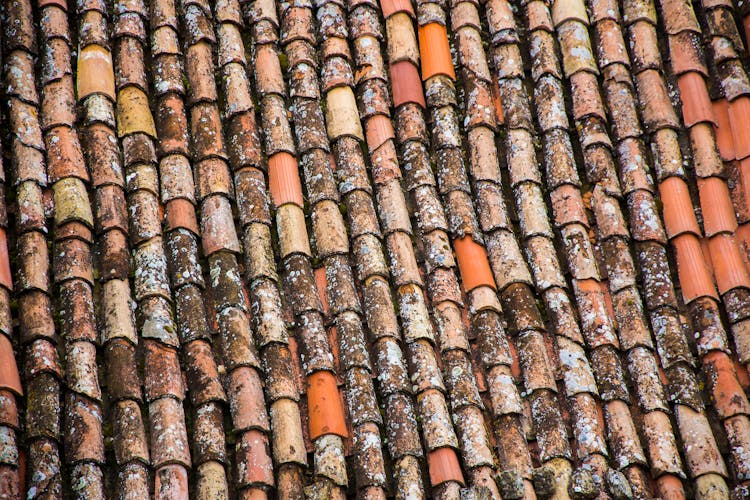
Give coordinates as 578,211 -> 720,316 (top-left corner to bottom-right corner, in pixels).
427,447 -> 465,487
381,0 -> 414,19
677,72 -> 716,127
713,99 -> 737,161
673,234 -> 719,301
76,45 -> 116,100
306,371 -> 348,440
268,152 -> 304,208
0,336 -> 21,397
659,177 -> 702,238
418,23 -> 455,80
708,234 -> 750,294
453,237 -> 496,291
699,176 -> 739,236
729,96 -> 750,160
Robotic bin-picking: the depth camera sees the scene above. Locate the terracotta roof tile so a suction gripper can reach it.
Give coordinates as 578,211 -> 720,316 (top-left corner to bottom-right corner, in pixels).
729,96 -> 750,160
306,370 -> 348,440
0,336 -> 21,397
673,233 -> 719,301
418,23 -> 455,81
76,45 -> 115,101
713,99 -> 736,161
699,176 -> 739,236
707,234 -> 750,294
381,0 -> 414,19
659,176 -> 701,238
268,152 -> 304,208
669,31 -> 708,76
677,72 -> 716,127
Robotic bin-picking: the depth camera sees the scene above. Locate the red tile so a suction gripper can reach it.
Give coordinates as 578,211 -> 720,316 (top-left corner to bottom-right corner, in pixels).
307,370 -> 348,440
390,61 -> 425,108
453,236 -> 496,292
707,233 -> 750,294
236,430 -> 274,487
428,447 -> 465,486
659,177 -> 701,238
418,23 -> 456,81
550,184 -> 587,227
704,351 -> 750,418
729,96 -> 750,160
713,99 -> 735,161
0,335 -> 21,396
200,196 -> 241,256
668,32 -> 707,77
381,0 -> 414,18
268,152 -> 304,208
698,177 -> 738,236
165,199 -> 199,235
672,233 -> 717,302
365,114 -> 396,151
677,72 -> 715,127
229,367 -> 270,432
655,474 -> 686,500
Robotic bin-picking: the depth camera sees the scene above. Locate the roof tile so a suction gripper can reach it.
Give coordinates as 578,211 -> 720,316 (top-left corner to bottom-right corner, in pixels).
659,176 -> 701,238
76,45 -> 115,101
708,234 -> 750,294
453,236 -> 496,291
154,464 -> 189,499
418,22 -> 455,81
268,152 -> 304,208
673,234 -> 719,301
381,0 -> 414,18
713,99 -> 736,161
677,72 -> 716,127
0,336 -> 21,396
307,370 -> 348,440
728,96 -> 750,160
116,87 -> 156,137
698,176 -> 738,236
669,31 -> 708,76
199,195 -> 241,256
325,87 -> 364,141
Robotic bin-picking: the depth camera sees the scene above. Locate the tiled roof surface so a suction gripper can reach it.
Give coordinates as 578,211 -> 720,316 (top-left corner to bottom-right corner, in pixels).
2,0 -> 750,498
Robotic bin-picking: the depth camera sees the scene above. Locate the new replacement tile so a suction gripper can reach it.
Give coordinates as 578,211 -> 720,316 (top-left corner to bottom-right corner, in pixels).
418,23 -> 455,81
